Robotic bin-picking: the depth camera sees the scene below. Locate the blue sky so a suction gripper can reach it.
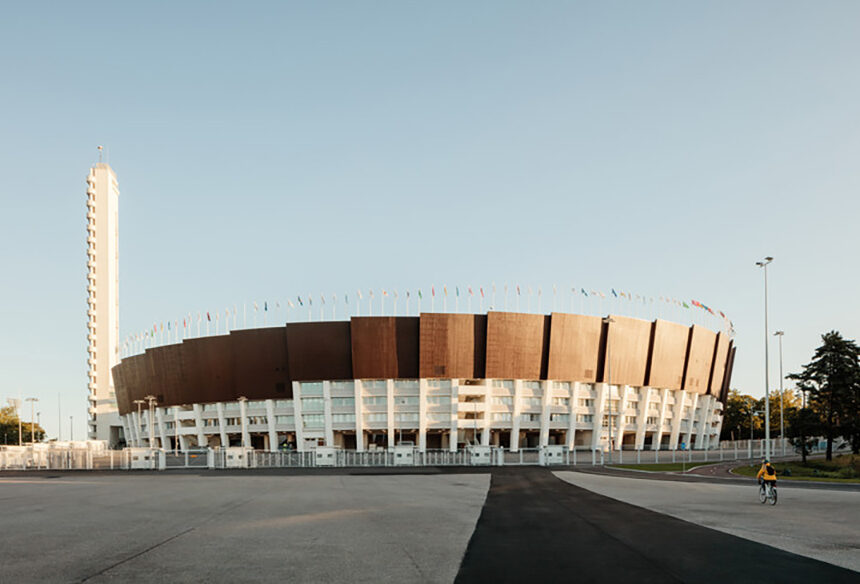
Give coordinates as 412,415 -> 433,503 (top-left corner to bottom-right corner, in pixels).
2,1 -> 859,440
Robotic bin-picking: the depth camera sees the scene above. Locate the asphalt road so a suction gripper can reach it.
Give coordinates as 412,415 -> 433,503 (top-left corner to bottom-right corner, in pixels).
455,468 -> 858,583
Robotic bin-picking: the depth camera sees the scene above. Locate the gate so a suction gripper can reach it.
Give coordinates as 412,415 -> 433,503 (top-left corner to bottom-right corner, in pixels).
164,449 -> 210,469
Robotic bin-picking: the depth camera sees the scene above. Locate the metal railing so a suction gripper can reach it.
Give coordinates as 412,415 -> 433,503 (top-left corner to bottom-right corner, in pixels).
2,440 -> 799,472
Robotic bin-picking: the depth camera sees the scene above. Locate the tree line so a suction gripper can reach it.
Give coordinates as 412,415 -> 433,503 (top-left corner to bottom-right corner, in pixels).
0,405 -> 46,445
721,330 -> 860,461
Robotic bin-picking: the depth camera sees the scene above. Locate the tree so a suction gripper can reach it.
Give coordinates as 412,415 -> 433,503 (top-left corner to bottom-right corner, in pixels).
0,405 -> 45,445
720,389 -> 760,441
789,331 -> 860,460
786,406 -> 821,464
762,389 -> 801,438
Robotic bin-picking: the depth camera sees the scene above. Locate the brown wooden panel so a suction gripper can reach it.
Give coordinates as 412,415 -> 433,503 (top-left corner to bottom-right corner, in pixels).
287,321 -> 353,381
546,313 -> 603,382
145,345 -> 185,407
485,312 -> 549,380
602,315 -> 652,387
647,319 -> 689,390
180,336 -> 234,405
683,325 -> 716,394
350,317 -> 419,379
720,343 -> 736,403
231,327 -> 292,400
419,313 -> 487,378
708,332 -> 731,396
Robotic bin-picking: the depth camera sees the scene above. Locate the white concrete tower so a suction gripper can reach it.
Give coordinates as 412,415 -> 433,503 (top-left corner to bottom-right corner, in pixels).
85,162 -> 122,446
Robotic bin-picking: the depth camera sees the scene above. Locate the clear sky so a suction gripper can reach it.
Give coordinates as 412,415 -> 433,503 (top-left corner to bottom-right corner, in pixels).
2,1 -> 859,441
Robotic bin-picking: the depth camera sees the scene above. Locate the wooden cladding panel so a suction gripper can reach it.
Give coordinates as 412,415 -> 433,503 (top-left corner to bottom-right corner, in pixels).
231,327 -> 291,400
647,320 -> 689,391
146,345 -> 186,407
683,325 -> 716,394
708,333 -> 731,396
485,312 -> 549,380
602,315 -> 652,387
419,313 -> 487,378
181,336 -> 234,404
351,317 -> 419,379
720,344 -> 736,403
287,321 -> 353,381
546,313 -> 603,382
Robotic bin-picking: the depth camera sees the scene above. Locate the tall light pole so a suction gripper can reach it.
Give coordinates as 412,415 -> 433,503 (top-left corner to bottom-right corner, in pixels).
70,415 -> 74,441
756,256 -> 773,460
25,397 -> 38,444
133,399 -> 145,447
774,330 -> 785,455
602,316 -> 615,463
144,395 -> 157,448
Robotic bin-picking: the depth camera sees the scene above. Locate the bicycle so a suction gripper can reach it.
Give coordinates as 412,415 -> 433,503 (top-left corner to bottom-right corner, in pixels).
759,481 -> 778,505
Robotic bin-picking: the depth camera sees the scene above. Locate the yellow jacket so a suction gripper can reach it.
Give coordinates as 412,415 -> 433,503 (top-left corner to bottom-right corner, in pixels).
756,464 -> 777,481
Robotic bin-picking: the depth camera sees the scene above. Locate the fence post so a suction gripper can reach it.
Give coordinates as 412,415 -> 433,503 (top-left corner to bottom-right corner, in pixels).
637,450 -> 641,464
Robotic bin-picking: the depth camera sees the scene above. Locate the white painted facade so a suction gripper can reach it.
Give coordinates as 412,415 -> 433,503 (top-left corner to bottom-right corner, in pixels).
86,163 -> 122,445
120,379 -> 723,453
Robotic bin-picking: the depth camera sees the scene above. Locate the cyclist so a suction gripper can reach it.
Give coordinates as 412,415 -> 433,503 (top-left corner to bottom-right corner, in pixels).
756,459 -> 777,490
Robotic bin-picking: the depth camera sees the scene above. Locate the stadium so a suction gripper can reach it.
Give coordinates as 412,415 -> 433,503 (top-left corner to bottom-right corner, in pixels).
112,311 -> 735,454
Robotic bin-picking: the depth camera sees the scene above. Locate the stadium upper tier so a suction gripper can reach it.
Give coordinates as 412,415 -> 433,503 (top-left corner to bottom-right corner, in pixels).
112,311 -> 734,415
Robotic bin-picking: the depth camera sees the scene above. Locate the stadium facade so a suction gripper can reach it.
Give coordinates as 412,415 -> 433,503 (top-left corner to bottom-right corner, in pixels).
112,312 -> 734,453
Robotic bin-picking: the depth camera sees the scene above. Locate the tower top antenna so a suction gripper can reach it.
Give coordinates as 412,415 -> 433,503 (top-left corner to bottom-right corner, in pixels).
97,145 -> 104,163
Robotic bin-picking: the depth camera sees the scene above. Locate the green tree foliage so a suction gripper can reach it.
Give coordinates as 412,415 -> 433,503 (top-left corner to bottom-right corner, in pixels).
786,406 -> 821,464
720,390 -> 760,441
0,405 -> 45,445
789,331 -> 860,460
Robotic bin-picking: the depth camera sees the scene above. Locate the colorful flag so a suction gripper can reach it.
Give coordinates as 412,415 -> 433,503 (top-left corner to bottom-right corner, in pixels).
443,286 -> 448,297
297,296 -> 303,307
682,302 -> 690,309
468,286 -> 473,296
480,287 -> 484,298
455,286 -> 459,297
288,300 -> 295,308
431,286 -> 435,297
320,295 -> 325,305
418,289 -> 423,299
357,289 -> 363,300
206,312 -> 211,321
516,285 -> 521,295
253,302 -> 258,311
611,288 -> 618,298
344,294 -> 348,304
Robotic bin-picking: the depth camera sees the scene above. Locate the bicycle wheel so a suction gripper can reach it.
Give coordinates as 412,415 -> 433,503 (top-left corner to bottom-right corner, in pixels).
759,485 -> 767,504
770,487 -> 778,505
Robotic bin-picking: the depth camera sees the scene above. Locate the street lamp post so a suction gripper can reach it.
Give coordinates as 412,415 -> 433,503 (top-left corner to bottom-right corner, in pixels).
25,397 -> 39,444
133,399 -> 145,447
774,330 -> 785,456
602,316 -> 615,464
756,256 -> 773,460
144,395 -> 157,448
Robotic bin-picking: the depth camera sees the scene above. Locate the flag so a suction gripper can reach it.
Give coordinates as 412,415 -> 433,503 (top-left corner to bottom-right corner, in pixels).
167,321 -> 170,330
382,289 -> 388,296
344,294 -> 348,304
406,290 -> 410,298
288,300 -> 295,308
611,289 -> 618,298
369,289 -> 374,298
253,302 -> 258,311
468,286 -> 473,296
206,312 -> 211,321
516,285 -> 521,295
297,296 -> 303,307
456,286 -> 459,297
418,289 -> 423,299
682,302 -> 690,309
480,287 -> 484,298
357,289 -> 362,300
581,288 -> 588,297
393,290 -> 398,298
320,295 -> 325,305
308,296 -> 312,306
444,286 -> 448,297
264,301 -> 268,311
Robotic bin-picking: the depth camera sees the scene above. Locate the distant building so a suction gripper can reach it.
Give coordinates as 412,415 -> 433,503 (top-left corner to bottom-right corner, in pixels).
86,163 -> 123,446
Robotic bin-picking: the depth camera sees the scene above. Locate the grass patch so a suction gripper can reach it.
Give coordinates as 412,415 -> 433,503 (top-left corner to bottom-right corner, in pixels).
732,454 -> 860,483
611,462 -> 719,472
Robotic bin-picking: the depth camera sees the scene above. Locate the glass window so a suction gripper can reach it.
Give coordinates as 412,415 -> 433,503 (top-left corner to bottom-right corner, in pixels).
427,396 -> 451,405
302,414 -> 324,428
300,382 -> 323,396
331,397 -> 355,407
394,412 -> 419,422
363,396 -> 386,406
332,414 -> 356,423
275,415 -> 294,424
492,412 -> 512,422
492,396 -> 513,406
553,397 -> 569,406
394,380 -> 419,390
395,396 -> 419,405
550,414 -> 569,423
301,397 -> 324,411
366,413 -> 387,422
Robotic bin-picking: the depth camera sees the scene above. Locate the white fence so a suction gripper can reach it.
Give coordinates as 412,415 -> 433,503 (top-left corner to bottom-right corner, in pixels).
0,439 -> 795,471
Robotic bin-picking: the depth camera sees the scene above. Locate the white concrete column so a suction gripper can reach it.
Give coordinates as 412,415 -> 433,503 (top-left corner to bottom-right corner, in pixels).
193,404 -> 206,448
216,402 -> 228,448
418,378 -> 428,452
293,382 -> 306,451
669,390 -> 685,449
173,408 -> 181,451
354,380 -> 364,452
239,399 -> 250,448
480,383 -> 491,446
566,382 -> 579,451
156,409 -> 167,449
614,385 -> 630,451
449,381 -> 458,452
592,383 -> 607,450
511,379 -> 523,452
538,380 -> 551,447
265,400 -> 278,452
634,387 -> 648,450
653,388 -> 670,450
386,379 -> 395,449
323,381 -> 334,447
683,392 -> 699,448
711,404 -> 724,449
695,395 -> 712,449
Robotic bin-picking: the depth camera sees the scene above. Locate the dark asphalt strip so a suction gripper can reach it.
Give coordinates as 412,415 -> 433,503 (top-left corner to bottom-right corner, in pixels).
454,468 -> 857,584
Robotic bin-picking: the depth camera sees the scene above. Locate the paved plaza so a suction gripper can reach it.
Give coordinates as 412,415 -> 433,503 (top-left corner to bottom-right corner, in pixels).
0,468 -> 856,583
556,469 -> 860,572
